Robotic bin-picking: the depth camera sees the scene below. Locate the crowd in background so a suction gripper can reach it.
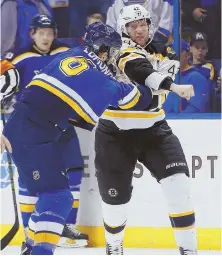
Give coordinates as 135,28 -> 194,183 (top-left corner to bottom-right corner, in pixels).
1,0 -> 221,113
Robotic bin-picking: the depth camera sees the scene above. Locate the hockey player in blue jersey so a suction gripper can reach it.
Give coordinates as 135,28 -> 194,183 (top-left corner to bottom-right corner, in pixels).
3,14 -> 69,101
1,14 -> 88,249
3,22 -> 153,255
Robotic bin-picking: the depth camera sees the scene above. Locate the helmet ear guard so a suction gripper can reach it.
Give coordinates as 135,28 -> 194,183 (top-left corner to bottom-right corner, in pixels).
118,4 -> 155,45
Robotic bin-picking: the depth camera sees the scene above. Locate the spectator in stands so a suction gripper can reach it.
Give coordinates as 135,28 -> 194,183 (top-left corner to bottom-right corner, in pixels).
163,40 -> 209,113
189,32 -> 221,111
190,32 -> 215,89
1,0 -> 52,55
181,0 -> 221,60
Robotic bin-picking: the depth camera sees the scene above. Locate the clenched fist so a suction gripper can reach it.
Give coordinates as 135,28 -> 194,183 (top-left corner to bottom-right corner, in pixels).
170,83 -> 195,100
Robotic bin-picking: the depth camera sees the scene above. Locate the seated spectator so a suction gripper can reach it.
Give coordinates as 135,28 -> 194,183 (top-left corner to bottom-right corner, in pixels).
1,0 -> 52,55
189,32 -> 220,111
163,40 -> 209,113
190,32 -> 215,88
181,0 -> 221,60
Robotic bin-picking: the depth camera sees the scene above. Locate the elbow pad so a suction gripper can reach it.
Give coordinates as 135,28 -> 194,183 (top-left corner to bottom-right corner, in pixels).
145,72 -> 171,90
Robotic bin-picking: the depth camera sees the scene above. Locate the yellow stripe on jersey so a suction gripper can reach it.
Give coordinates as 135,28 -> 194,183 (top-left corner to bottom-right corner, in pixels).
119,90 -> 140,109
203,63 -> 215,80
27,80 -> 96,125
50,47 -> 69,55
120,47 -> 140,54
72,200 -> 79,208
19,203 -> 35,213
169,210 -> 194,218
154,53 -> 169,61
103,109 -> 164,119
12,52 -> 40,65
35,232 -> 60,245
28,228 -> 35,240
119,53 -> 144,72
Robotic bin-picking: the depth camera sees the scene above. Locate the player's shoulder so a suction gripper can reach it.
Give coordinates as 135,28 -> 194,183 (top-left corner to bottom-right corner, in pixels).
151,41 -> 178,60
4,46 -> 41,65
50,40 -> 70,55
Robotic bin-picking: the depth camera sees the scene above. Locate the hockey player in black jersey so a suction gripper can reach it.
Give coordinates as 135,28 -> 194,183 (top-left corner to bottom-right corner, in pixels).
95,4 -> 197,255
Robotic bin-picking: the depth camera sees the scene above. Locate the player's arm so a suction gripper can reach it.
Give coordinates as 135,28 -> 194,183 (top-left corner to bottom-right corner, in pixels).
0,59 -> 19,100
117,51 -> 194,100
117,51 -> 173,90
109,79 -> 153,111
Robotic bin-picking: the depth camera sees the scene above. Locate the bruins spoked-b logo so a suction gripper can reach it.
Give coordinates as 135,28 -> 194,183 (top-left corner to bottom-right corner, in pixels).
33,170 -> 40,180
108,188 -> 118,197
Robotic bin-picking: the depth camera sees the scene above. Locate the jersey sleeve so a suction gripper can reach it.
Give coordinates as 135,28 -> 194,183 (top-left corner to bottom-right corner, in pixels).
110,80 -> 153,111
117,49 -> 173,91
0,59 -> 19,100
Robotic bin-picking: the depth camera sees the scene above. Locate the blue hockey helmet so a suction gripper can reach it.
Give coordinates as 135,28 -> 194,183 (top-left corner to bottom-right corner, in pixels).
30,14 -> 57,35
84,22 -> 122,64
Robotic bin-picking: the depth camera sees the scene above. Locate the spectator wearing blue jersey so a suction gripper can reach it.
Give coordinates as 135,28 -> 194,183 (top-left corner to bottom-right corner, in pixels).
189,32 -> 221,111
164,40 -> 209,113
190,32 -> 215,89
181,0 -> 221,60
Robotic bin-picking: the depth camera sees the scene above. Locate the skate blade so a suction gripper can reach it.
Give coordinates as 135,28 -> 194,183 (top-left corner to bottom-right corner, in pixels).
58,237 -> 88,248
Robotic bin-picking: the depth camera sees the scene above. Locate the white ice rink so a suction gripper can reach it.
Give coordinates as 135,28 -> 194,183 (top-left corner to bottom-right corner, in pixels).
1,247 -> 221,255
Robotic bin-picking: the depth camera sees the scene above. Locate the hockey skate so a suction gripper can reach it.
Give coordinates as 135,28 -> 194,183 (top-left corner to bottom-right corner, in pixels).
20,242 -> 32,255
58,224 -> 88,248
179,247 -> 198,255
106,242 -> 123,255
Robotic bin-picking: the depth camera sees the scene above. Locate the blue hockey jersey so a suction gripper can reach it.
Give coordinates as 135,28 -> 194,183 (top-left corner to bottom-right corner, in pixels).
20,46 -> 152,131
5,42 -> 69,100
192,61 -> 216,91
